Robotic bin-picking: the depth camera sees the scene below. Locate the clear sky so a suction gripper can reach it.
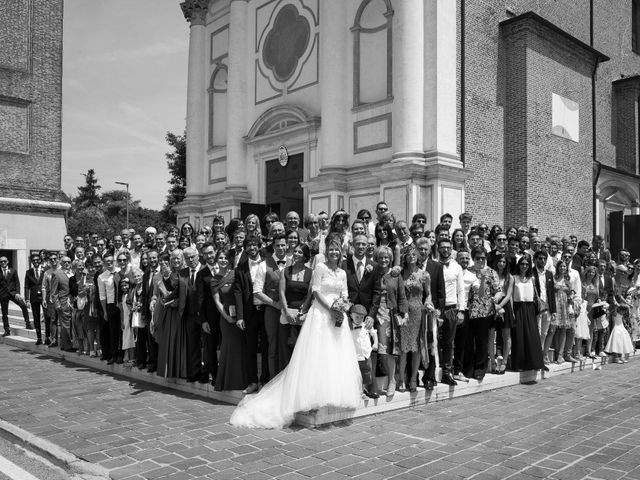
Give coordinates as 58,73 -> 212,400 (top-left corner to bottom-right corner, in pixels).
62,0 -> 189,210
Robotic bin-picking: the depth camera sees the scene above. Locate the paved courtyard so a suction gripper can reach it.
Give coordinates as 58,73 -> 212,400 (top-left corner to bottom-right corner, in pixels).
0,344 -> 639,480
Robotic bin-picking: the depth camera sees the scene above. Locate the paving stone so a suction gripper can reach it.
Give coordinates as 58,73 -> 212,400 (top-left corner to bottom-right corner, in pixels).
0,344 -> 637,480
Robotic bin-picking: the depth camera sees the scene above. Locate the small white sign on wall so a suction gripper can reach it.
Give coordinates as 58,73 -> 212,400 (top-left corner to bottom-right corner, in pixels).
552,93 -> 579,142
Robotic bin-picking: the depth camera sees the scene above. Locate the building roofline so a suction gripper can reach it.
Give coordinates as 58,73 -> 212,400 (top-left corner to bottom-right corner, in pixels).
499,11 -> 609,63
612,75 -> 640,86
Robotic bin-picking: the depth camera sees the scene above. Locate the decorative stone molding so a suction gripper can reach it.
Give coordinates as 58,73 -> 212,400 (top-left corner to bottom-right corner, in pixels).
500,12 -> 609,69
180,0 -> 209,26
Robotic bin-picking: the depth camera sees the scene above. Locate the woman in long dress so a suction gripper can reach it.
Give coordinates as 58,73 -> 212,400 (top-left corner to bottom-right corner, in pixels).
230,236 -> 362,429
153,251 -> 188,379
511,257 -> 547,372
212,251 -> 248,391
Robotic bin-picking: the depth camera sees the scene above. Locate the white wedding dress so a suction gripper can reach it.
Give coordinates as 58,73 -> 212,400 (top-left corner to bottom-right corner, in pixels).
230,263 -> 362,429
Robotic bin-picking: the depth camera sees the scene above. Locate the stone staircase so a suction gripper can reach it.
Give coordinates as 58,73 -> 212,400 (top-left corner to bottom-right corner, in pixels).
2,307 -> 633,427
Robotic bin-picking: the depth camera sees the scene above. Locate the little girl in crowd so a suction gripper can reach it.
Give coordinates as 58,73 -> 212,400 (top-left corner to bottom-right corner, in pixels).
605,304 -> 635,363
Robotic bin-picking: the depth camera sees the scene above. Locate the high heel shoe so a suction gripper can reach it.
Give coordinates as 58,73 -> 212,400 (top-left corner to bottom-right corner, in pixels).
386,380 -> 396,397
408,381 -> 417,393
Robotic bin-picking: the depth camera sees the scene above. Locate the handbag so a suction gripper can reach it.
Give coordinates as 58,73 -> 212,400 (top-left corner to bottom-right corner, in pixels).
76,296 -> 87,310
131,310 -> 144,328
280,307 -> 305,325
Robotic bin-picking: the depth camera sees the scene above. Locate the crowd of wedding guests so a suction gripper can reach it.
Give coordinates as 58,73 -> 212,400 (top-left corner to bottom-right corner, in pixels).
4,203 -> 639,398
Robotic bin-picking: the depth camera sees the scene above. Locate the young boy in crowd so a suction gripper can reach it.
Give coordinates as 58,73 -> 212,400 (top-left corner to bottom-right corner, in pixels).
349,304 -> 379,399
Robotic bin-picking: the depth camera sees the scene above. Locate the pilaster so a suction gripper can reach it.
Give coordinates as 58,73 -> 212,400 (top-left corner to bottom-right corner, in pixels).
391,0 -> 424,162
225,0 -> 250,192
182,0 -> 209,197
423,0 -> 458,159
319,0 -> 348,170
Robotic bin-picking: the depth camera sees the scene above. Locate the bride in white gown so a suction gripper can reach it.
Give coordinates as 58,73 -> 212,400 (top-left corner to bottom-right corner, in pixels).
230,238 -> 362,429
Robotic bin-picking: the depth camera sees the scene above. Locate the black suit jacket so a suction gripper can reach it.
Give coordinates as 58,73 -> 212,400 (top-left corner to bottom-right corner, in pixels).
344,255 -> 380,317
140,268 -> 159,323
179,266 -> 202,321
24,267 -> 44,303
196,266 -> 218,323
533,269 -> 557,314
425,259 -> 446,311
0,268 -> 20,299
234,260 -> 255,321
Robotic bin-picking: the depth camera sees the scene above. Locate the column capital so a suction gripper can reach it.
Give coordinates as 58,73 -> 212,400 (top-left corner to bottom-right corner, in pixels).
181,0 -> 209,26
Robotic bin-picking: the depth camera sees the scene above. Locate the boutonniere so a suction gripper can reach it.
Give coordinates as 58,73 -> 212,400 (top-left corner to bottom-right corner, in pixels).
365,264 -> 373,274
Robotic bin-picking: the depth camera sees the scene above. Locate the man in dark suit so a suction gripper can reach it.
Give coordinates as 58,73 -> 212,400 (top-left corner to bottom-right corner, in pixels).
197,243 -> 221,385
0,256 -> 31,336
181,247 -> 204,382
24,252 -> 44,343
138,249 -> 159,372
234,236 -> 268,394
344,234 -> 380,397
532,251 -> 557,364
416,238 -> 446,389
345,234 -> 381,316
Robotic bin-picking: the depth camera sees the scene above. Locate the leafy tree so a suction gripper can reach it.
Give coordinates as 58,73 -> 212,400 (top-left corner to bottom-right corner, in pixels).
161,131 -> 186,224
66,176 -> 174,239
75,168 -> 101,208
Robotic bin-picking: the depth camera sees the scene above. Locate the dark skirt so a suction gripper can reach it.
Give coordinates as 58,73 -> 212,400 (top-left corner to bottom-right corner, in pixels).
511,301 -> 544,371
215,308 -> 248,391
491,302 -> 515,329
156,303 -> 188,379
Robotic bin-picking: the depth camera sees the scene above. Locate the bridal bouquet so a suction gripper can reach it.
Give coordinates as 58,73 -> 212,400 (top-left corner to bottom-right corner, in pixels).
330,296 -> 352,327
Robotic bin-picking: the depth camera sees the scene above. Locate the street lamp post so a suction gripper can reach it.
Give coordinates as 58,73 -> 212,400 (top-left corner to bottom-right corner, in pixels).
115,181 -> 130,230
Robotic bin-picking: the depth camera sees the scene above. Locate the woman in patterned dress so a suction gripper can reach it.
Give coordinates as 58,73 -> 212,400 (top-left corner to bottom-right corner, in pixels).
550,261 -> 573,364
399,245 -> 433,392
370,246 -> 408,397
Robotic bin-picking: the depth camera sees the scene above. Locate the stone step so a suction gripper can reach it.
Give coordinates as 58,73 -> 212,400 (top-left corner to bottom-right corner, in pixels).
293,353 -> 627,427
2,330 -> 633,427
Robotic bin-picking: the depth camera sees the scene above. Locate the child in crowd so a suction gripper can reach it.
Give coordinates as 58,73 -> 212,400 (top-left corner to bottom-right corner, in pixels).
349,304 -> 379,399
118,278 -> 136,366
605,304 -> 635,364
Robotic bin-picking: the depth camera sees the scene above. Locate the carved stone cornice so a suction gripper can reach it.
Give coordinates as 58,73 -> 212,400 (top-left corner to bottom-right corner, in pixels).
181,0 -> 209,26
500,12 -> 609,68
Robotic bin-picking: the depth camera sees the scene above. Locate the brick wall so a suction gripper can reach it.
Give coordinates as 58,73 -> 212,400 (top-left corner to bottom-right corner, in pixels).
0,0 -> 64,202
593,0 -> 640,172
461,0 -> 640,239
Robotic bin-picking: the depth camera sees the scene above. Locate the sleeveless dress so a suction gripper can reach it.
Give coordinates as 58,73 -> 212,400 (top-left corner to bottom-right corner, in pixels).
511,276 -> 544,371
401,270 -> 430,353
214,270 -> 248,392
494,276 -> 515,329
230,263 -> 362,429
605,312 -> 635,355
552,279 -> 571,328
155,274 -> 188,379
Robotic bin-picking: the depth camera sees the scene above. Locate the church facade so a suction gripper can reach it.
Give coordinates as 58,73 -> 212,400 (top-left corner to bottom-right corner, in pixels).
177,0 -> 640,256
0,0 -> 69,273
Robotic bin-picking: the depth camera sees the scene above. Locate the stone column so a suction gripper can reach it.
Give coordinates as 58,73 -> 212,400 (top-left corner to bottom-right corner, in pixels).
225,0 -> 249,187
319,0 -> 348,171
423,0 -> 458,160
391,0 -> 424,162
181,0 -> 208,195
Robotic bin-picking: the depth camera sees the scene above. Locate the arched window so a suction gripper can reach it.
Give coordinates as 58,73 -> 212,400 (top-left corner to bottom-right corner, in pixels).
352,0 -> 393,107
208,65 -> 228,147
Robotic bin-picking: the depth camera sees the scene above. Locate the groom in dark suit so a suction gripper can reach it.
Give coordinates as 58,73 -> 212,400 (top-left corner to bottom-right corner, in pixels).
345,235 -> 380,319
344,234 -> 380,396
